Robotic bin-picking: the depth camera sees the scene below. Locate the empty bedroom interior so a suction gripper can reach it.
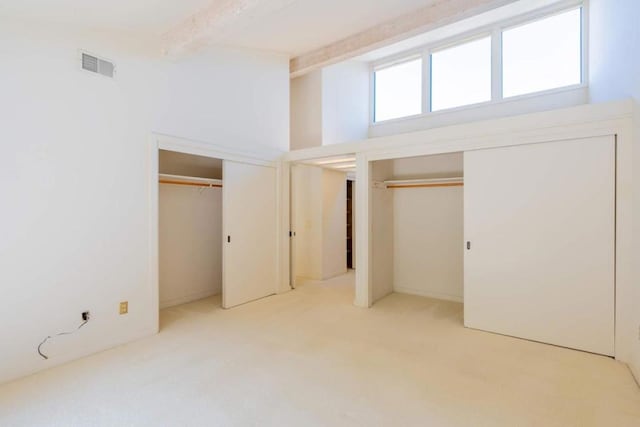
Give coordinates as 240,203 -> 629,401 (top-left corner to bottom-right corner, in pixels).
0,0 -> 639,426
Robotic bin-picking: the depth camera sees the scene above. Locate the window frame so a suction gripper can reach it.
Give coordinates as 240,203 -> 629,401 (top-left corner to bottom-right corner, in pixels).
369,0 -> 587,125
372,54 -> 424,123
429,32 -> 493,112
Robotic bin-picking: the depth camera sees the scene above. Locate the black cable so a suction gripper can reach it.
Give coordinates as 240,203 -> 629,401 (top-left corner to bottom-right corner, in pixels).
37,319 -> 88,360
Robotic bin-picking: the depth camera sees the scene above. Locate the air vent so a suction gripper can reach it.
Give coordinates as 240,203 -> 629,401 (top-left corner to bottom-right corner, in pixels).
81,52 -> 115,78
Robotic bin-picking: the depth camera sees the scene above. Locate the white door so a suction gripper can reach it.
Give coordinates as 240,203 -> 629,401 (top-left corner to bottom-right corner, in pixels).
289,165 -> 298,289
464,136 -> 615,355
223,160 -> 277,308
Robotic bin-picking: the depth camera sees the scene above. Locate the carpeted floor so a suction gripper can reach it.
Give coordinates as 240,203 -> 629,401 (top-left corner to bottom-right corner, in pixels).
1,271 -> 639,426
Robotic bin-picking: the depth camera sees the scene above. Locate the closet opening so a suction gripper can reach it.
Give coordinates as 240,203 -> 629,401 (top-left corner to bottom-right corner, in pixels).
369,152 -> 464,311
158,149 -> 223,314
289,155 -> 356,291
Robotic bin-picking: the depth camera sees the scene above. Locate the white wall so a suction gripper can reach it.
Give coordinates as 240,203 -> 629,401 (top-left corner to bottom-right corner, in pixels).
322,61 -> 370,145
392,154 -> 464,302
589,0 -> 640,105
370,87 -> 588,138
290,71 -> 323,150
290,61 -> 369,150
292,165 -> 347,281
322,169 -> 347,279
393,187 -> 463,301
371,160 -> 394,302
293,165 -> 323,280
0,20 -> 289,384
156,48 -> 289,151
159,185 -> 222,308
392,153 -> 464,179
589,0 -> 640,381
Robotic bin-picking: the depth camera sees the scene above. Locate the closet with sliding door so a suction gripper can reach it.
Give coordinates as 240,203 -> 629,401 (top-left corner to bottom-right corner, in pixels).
463,136 -> 615,356
368,135 -> 615,357
370,152 -> 464,304
158,149 -> 223,309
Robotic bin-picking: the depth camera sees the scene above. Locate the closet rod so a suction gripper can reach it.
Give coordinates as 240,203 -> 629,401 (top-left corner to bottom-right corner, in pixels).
159,179 -> 222,188
159,173 -> 222,188
386,182 -> 463,189
383,177 -> 463,189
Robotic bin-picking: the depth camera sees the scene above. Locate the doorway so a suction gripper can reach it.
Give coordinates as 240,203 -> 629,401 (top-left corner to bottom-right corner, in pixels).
289,155 -> 356,288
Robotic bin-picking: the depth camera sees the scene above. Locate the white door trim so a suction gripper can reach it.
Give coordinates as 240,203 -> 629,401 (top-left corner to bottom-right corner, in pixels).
353,114 -> 632,364
148,134 -> 288,330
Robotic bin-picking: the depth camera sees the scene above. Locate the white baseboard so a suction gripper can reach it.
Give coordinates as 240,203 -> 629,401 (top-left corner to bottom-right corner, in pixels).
394,286 -> 463,303
160,289 -> 220,309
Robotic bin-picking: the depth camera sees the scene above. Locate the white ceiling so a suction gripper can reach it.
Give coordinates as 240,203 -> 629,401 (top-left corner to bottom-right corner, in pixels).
0,0 -> 439,55
0,0 -> 213,35
357,0 -> 557,62
215,0 -> 440,55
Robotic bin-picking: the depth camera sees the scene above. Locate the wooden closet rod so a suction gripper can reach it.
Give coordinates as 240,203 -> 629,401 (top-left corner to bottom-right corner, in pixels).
383,177 -> 463,189
386,182 -> 463,189
159,179 -> 222,188
159,173 -> 222,188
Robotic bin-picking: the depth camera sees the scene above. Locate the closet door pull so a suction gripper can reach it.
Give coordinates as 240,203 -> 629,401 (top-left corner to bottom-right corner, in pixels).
227,236 -> 231,243
467,241 -> 471,250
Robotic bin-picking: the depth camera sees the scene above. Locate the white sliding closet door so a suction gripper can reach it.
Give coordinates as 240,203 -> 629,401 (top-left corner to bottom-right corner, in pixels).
464,136 -> 615,355
223,160 -> 277,308
289,165 -> 298,289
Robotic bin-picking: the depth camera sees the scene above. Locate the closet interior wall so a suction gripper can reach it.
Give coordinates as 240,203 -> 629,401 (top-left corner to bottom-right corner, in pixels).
371,160 -> 394,302
392,153 -> 464,302
158,150 -> 223,309
371,153 -> 464,304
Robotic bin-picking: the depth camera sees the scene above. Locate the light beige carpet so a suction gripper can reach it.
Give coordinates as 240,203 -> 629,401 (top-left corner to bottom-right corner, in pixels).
1,271 -> 639,426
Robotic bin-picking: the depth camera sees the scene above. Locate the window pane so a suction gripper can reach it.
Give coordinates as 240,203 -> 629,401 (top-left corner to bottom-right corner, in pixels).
374,59 -> 422,122
431,37 -> 491,111
503,9 -> 581,98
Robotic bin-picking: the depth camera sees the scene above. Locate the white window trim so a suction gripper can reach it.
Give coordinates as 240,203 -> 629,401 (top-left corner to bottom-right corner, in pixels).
429,32 -> 493,113
371,55 -> 424,123
370,0 -> 587,126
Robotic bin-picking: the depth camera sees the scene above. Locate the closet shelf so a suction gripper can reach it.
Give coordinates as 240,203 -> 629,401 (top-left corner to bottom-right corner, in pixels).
383,177 -> 463,189
159,173 -> 223,188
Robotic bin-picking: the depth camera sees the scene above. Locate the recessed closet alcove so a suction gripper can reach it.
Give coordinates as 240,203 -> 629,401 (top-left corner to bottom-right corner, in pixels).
158,149 -> 223,309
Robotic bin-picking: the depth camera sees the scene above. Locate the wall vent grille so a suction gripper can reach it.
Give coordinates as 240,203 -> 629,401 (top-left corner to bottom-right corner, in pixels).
81,52 -> 115,78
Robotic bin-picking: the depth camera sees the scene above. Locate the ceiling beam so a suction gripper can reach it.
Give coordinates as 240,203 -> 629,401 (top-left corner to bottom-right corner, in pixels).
162,0 -> 297,57
290,0 -> 516,78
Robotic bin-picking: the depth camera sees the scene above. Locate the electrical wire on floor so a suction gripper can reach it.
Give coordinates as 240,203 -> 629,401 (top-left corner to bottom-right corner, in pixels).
37,319 -> 89,360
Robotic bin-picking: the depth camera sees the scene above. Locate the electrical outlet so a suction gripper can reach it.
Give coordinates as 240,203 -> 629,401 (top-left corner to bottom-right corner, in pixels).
119,301 -> 128,315
82,311 -> 90,321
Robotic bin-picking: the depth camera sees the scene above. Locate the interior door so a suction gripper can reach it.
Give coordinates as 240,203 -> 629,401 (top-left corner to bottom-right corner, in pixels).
223,160 -> 277,308
464,136 -> 615,355
289,165 -> 298,289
